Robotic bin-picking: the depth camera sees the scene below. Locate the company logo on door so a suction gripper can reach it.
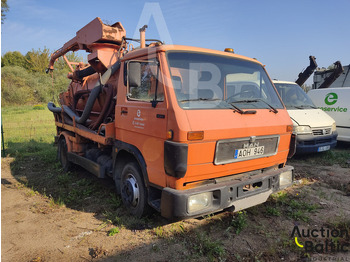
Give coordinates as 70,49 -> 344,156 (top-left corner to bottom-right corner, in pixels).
325,93 -> 338,105
133,109 -> 145,129
319,92 -> 348,113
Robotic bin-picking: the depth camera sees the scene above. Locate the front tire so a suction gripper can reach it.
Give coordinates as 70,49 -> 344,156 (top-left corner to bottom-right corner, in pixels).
120,162 -> 148,217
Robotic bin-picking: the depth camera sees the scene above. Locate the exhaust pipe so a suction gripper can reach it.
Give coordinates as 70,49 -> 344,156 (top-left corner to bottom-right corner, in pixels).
139,25 -> 148,48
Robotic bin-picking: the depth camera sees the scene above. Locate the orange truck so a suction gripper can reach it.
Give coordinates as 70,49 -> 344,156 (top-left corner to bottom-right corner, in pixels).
47,18 -> 295,219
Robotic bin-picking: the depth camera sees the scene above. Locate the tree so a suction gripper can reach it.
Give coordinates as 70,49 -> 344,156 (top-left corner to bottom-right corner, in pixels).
1,0 -> 9,24
1,47 -> 84,105
1,51 -> 26,68
25,48 -> 51,73
301,84 -> 312,93
1,65 -> 70,105
24,48 -> 83,74
53,51 -> 84,72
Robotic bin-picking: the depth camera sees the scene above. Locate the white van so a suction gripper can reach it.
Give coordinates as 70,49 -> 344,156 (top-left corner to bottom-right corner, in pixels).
273,80 -> 337,154
308,87 -> 350,142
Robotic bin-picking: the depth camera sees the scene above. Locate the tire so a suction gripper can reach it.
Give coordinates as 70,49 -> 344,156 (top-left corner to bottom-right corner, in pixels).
58,138 -> 72,172
120,162 -> 149,217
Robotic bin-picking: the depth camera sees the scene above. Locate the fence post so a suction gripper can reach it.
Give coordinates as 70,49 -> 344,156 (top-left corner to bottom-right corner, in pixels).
1,118 -> 5,157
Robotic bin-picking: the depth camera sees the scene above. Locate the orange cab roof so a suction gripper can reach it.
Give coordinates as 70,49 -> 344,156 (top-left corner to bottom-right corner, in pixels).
122,44 -> 263,66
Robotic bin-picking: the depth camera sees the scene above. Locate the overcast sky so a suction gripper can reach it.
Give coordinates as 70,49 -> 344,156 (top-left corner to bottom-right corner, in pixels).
1,0 -> 350,85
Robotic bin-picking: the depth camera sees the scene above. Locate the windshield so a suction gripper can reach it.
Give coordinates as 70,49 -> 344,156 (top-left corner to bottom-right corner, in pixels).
274,83 -> 316,109
167,52 -> 284,110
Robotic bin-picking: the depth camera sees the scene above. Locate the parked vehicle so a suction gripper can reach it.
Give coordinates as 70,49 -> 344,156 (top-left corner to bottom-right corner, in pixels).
308,87 -> 350,142
47,17 -> 295,219
312,63 -> 348,89
273,80 -> 337,154
308,64 -> 350,142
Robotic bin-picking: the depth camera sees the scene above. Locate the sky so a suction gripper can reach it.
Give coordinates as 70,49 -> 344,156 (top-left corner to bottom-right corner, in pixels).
1,0 -> 350,85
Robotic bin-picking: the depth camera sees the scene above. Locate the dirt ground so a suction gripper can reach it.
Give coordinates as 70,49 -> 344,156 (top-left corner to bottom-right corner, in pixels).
2,148 -> 350,262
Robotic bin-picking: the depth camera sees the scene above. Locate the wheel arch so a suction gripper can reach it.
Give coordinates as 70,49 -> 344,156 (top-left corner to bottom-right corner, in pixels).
58,131 -> 73,153
113,140 -> 149,193
57,131 -> 74,172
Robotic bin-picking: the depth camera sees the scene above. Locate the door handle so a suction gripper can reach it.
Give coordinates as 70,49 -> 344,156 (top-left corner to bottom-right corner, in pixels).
121,107 -> 128,114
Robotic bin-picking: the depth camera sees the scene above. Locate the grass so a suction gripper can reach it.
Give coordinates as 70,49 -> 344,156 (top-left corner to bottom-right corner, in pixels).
191,232 -> 225,261
228,211 -> 248,234
265,206 -> 281,216
26,186 -> 39,197
49,196 -> 65,208
1,105 -> 125,214
325,214 -> 350,240
2,106 -> 56,169
102,211 -> 123,225
153,226 -> 165,238
150,222 -> 188,240
266,190 -> 321,222
2,106 -> 55,150
107,227 -> 120,236
289,146 -> 350,168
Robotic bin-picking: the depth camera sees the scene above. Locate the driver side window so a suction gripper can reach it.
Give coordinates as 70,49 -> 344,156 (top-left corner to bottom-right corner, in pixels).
127,60 -> 164,102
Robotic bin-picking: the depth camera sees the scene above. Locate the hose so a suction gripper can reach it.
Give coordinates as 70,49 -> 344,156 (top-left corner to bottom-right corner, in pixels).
47,102 -> 62,113
89,85 -> 113,130
75,66 -> 96,80
62,60 -> 121,124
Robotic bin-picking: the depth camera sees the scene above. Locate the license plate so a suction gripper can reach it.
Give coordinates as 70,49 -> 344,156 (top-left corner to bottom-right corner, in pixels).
234,146 -> 265,159
318,145 -> 330,152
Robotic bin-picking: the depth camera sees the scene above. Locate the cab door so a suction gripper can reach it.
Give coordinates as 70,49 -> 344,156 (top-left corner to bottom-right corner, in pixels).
115,56 -> 168,187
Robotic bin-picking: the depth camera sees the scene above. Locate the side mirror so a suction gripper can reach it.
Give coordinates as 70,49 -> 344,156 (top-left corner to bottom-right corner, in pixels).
128,62 -> 141,88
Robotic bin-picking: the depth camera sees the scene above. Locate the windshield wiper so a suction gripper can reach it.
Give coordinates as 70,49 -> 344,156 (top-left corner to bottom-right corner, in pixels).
234,99 -> 279,114
229,102 -> 257,114
179,98 -> 221,103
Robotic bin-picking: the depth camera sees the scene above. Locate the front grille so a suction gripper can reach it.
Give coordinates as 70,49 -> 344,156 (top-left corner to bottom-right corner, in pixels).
214,135 -> 279,165
303,138 -> 332,146
312,128 -> 331,136
317,138 -> 332,144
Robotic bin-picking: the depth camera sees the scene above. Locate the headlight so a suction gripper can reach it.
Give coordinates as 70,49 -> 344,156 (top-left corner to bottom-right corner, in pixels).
331,122 -> 337,132
188,192 -> 212,213
293,125 -> 312,134
279,170 -> 293,189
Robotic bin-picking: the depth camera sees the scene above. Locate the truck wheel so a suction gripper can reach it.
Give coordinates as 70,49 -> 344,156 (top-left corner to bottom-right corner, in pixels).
58,138 -> 71,172
120,162 -> 148,217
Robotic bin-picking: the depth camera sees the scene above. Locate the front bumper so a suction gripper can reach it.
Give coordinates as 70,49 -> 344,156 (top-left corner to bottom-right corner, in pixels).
160,165 -> 294,219
295,132 -> 338,154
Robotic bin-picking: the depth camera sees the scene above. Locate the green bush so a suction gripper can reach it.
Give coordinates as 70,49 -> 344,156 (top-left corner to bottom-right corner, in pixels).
108,227 -> 120,236
1,49 -> 82,106
1,51 -> 27,68
1,66 -> 70,105
33,104 -> 45,110
1,66 -> 35,105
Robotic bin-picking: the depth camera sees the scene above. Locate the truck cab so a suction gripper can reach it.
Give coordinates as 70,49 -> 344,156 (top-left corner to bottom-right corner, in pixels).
273,80 -> 337,154
119,47 -> 294,218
